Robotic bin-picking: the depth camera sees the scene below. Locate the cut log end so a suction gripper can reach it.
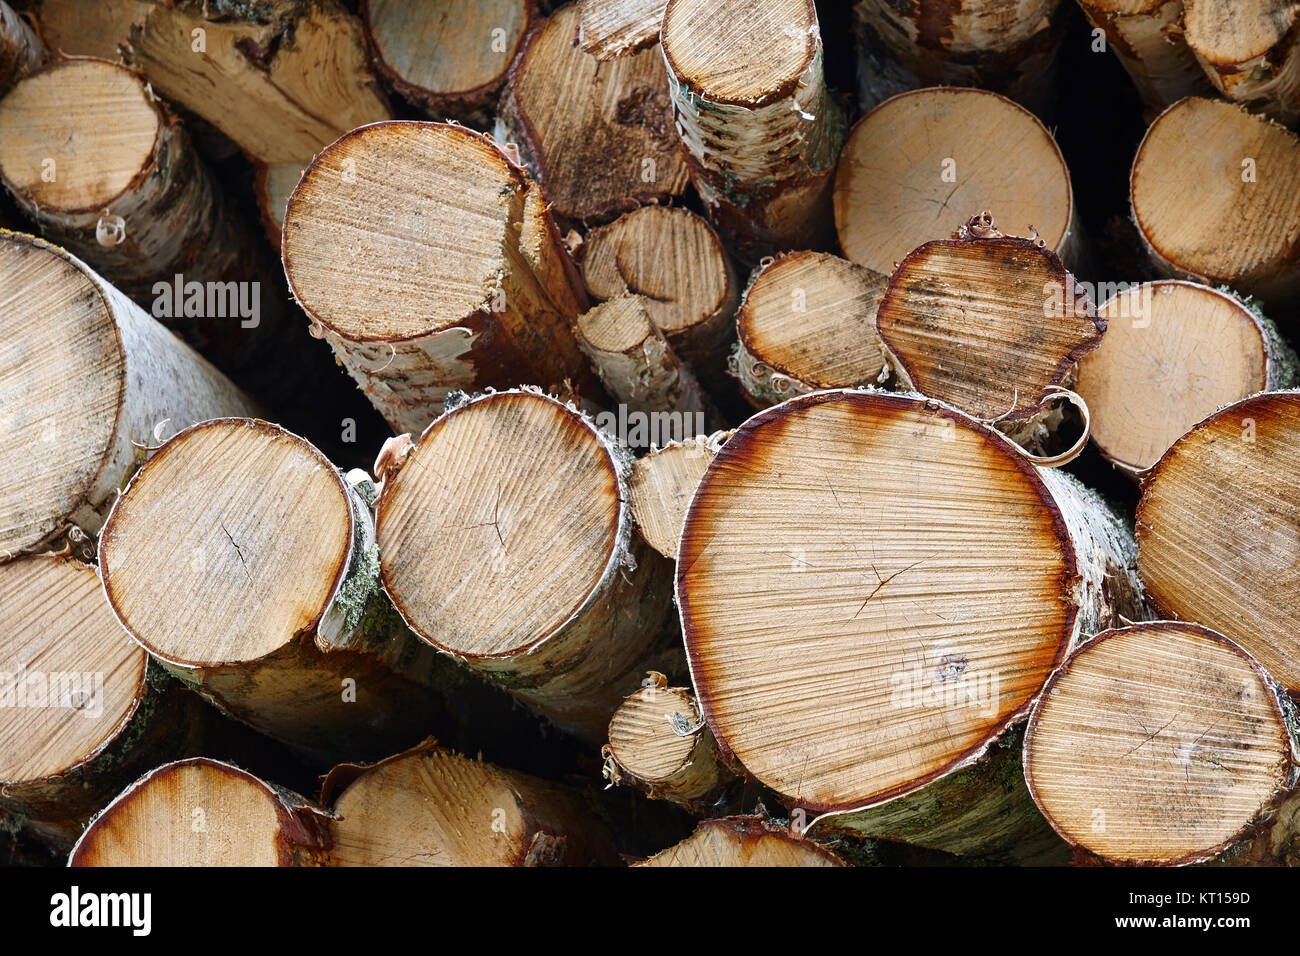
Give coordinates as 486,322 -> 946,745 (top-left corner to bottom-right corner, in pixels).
734,251 -> 889,406
661,0 -> 817,106
0,233 -> 125,554
326,743 -> 615,866
100,419 -> 353,668
678,390 -> 1110,814
629,438 -> 718,559
0,556 -> 146,786
363,0 -> 533,121
608,681 -> 703,782
579,0 -> 667,59
1025,622 -> 1293,865
69,759 -> 329,866
637,816 -> 844,866
834,88 -> 1074,277
0,58 -> 158,214
876,237 -> 1102,422
1077,281 -> 1293,473
1131,97 -> 1300,301
1136,390 -> 1300,690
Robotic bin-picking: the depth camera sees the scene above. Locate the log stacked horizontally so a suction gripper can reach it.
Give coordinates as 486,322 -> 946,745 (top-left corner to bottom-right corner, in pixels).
3,0 -> 1300,875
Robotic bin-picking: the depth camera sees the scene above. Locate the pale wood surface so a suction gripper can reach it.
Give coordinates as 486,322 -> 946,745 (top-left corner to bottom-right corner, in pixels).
629,439 -> 716,559
638,817 -> 843,866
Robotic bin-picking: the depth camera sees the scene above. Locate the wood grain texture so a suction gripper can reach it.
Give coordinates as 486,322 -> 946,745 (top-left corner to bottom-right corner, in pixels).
1184,0 -> 1300,124
579,0 -> 667,59
637,816 -> 844,866
1025,622 -> 1294,865
629,437 -> 719,559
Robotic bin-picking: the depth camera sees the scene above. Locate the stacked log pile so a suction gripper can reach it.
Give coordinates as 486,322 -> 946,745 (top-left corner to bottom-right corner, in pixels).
1,0 -> 1298,870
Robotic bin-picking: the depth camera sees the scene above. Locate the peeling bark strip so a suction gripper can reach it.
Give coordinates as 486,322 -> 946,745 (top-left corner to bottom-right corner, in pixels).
580,205 -> 738,379
495,3 -> 688,222
282,122 -> 597,437
604,673 -> 737,813
1025,622 -> 1297,866
1131,97 -> 1300,310
0,1 -> 41,94
576,294 -> 713,423
1076,281 -> 1297,475
875,232 -> 1104,433
0,59 -> 261,305
852,0 -> 1067,115
0,557 -> 206,852
0,232 -> 257,557
677,390 -> 1145,860
1075,0 -> 1215,115
834,87 -> 1078,277
732,251 -> 890,410
579,0 -> 668,59
375,390 -> 678,744
628,435 -> 724,559
660,0 -> 845,262
97,418 -> 469,763
69,758 -> 333,866
637,816 -> 845,866
1184,0 -> 1300,124
1137,390 -> 1300,692
324,740 -> 619,866
363,0 -> 535,124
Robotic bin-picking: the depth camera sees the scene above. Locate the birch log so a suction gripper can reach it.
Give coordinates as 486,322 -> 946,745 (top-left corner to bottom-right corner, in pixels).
1075,281 -> 1297,474
875,228 -> 1104,433
1136,390 -> 1300,692
0,1 -> 41,94
1131,96 -> 1300,309
68,758 -> 332,866
629,436 -> 723,559
281,121 -> 597,436
834,88 -> 1078,276
580,0 -> 667,59
1183,0 -> 1300,125
852,0 -> 1067,114
637,816 -> 845,866
1074,0 -> 1215,115
1024,622 -> 1296,866
581,205 -> 738,379
324,740 -> 618,866
0,232 -> 257,557
375,389 -> 678,743
603,673 -> 736,813
362,0 -> 536,125
0,58 -> 265,308
97,418 -> 482,762
0,556 -> 205,851
731,251 -> 890,409
677,389 -> 1145,860
495,2 -> 689,222
576,294 -> 713,427
660,0 -> 846,261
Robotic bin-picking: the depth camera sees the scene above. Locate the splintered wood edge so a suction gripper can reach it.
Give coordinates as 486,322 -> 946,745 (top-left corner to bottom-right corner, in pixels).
363,0 -> 534,101
1077,280 -> 1278,473
281,120 -> 526,343
375,389 -> 627,661
98,418 -> 355,669
0,231 -> 127,554
629,438 -> 717,558
876,237 -> 1103,421
677,389 -> 1080,814
579,0 -> 667,59
660,0 -> 818,106
0,556 -> 148,785
68,758 -> 319,866
1130,96 -> 1300,281
1135,389 -> 1300,687
637,816 -> 844,866
0,57 -> 163,214
736,251 -> 888,389
326,743 -> 535,866
833,87 -> 1074,275
1023,622 -> 1294,865
607,684 -> 700,781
